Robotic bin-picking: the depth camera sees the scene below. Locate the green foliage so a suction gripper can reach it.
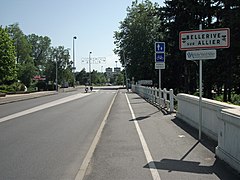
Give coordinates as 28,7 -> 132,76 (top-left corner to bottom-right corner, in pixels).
17,62 -> 36,87
114,0 -> 240,102
76,68 -> 88,85
4,23 -> 75,89
214,93 -> 240,106
114,0 -> 161,83
116,72 -> 124,85
0,26 -> 17,84
7,23 -> 32,64
0,82 -> 26,93
91,70 -> 107,85
27,34 -> 52,80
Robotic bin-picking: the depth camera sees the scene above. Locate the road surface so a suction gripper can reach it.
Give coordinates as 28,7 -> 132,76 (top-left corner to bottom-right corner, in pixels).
0,88 -> 117,179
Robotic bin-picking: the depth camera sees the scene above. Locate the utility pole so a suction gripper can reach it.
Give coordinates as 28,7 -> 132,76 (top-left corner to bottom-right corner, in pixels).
123,51 -> 129,91
89,52 -> 92,85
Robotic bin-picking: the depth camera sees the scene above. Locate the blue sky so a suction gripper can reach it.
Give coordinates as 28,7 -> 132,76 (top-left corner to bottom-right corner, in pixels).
0,0 -> 164,72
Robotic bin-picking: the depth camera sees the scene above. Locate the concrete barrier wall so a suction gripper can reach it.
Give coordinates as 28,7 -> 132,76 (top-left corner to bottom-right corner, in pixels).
176,93 -> 236,141
216,108 -> 240,173
176,93 -> 240,172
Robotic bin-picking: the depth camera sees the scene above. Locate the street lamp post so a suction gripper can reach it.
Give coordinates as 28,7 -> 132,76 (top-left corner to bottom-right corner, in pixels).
123,51 -> 129,91
55,57 -> 58,92
89,52 -> 92,85
73,36 -> 77,86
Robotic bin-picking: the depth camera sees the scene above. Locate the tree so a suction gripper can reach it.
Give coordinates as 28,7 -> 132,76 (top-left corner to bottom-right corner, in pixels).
212,0 -> 240,101
0,26 -> 17,84
27,34 -> 51,76
6,23 -> 36,87
7,23 -> 32,64
116,72 -> 124,85
17,62 -> 36,87
47,46 -> 74,86
114,0 -> 240,101
76,68 -> 88,85
114,0 -> 162,83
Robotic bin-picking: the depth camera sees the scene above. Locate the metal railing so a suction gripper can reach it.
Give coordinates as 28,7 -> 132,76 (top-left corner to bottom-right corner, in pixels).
131,84 -> 176,112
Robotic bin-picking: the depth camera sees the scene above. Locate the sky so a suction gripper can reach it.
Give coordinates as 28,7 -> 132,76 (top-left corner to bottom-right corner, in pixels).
0,0 -> 164,72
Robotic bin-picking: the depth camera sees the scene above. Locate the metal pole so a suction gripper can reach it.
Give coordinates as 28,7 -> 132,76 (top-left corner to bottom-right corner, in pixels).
73,36 -> 77,86
89,52 -> 92,86
56,57 -> 58,92
159,69 -> 161,109
199,23 -> 203,140
123,51 -> 129,91
199,60 -> 203,140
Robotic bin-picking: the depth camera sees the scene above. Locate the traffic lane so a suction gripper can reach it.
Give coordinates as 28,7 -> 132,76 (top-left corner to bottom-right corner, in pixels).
84,90 -> 152,180
0,90 -> 117,180
0,89 -> 86,118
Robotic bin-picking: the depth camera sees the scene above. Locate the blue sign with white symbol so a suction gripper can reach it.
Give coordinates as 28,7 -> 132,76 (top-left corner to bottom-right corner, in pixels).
155,42 -> 165,53
155,53 -> 165,63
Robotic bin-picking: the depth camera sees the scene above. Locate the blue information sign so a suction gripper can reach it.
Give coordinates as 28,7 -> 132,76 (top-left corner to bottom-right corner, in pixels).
155,53 -> 165,63
155,42 -> 165,53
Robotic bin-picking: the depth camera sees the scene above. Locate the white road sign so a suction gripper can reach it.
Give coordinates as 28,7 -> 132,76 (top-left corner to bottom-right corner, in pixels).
186,49 -> 217,60
180,28 -> 230,50
155,63 -> 165,69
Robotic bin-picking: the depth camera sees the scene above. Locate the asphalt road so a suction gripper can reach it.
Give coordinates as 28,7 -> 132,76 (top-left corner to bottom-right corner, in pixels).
0,87 -> 239,180
0,88 -> 118,180
83,89 -> 240,180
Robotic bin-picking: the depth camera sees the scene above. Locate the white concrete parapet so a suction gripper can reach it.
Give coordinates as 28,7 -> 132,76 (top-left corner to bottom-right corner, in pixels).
176,93 -> 240,173
176,93 -> 238,141
216,108 -> 240,173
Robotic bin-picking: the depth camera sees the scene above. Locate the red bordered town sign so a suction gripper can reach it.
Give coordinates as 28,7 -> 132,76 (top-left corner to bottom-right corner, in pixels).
179,28 -> 230,50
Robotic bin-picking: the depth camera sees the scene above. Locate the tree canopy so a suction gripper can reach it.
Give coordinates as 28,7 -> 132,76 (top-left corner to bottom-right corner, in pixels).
0,26 -> 16,84
1,23 -> 75,89
114,0 -> 240,102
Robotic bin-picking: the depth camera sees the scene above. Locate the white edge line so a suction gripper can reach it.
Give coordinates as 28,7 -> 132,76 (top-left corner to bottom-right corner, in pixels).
75,91 -> 118,180
0,93 -> 90,123
125,93 -> 161,180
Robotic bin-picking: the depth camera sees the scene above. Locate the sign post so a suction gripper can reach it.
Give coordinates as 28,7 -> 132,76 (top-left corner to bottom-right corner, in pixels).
199,24 -> 203,141
155,42 -> 165,108
179,27 -> 230,140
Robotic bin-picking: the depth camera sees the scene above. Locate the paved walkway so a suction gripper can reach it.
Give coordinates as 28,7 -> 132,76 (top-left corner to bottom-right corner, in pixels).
84,89 -> 240,180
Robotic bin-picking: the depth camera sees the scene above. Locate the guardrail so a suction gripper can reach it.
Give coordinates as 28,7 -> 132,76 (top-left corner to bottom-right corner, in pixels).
131,84 -> 176,112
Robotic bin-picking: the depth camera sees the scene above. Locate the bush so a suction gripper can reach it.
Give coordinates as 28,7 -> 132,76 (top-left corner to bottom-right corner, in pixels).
36,81 -> 47,91
0,85 -> 7,91
0,82 -> 26,93
0,89 -> 7,94
214,94 -> 240,106
231,94 -> 240,105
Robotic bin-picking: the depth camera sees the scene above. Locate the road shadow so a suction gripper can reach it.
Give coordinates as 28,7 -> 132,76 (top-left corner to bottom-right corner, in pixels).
129,111 -> 159,122
129,115 -> 151,121
144,158 -> 239,179
98,87 -> 120,91
171,117 -> 217,153
143,130 -> 240,179
131,97 -> 143,100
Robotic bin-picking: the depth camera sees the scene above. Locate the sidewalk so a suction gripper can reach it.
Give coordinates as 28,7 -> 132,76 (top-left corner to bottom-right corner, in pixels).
84,89 -> 239,180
